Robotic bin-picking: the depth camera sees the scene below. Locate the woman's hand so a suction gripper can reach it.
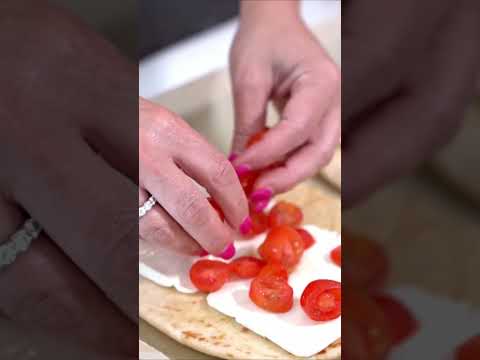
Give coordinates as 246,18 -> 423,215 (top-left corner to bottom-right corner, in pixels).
139,98 -> 249,256
342,0 -> 480,206
229,1 -> 340,210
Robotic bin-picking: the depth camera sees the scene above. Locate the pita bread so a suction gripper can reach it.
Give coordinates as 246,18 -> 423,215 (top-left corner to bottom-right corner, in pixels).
140,181 -> 341,359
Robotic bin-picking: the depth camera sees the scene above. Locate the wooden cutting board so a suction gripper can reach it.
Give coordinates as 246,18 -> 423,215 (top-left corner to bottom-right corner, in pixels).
430,98 -> 480,207
139,180 -> 341,360
343,172 -> 480,306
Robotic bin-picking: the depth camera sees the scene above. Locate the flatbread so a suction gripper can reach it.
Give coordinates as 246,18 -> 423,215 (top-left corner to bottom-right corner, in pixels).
139,181 -> 341,359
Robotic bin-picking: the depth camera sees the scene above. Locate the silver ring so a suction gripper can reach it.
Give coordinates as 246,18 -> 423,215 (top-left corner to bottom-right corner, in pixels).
1,218 -> 42,269
139,196 -> 156,219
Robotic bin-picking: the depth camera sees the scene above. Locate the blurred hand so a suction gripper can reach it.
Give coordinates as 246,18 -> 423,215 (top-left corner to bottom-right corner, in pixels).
342,0 -> 480,207
0,1 -> 139,323
229,3 -> 340,206
139,98 -> 249,256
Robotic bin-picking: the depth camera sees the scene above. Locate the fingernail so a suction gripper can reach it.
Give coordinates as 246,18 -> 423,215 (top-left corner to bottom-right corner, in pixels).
196,248 -> 209,257
220,243 -> 236,260
228,153 -> 238,162
239,216 -> 253,235
250,188 -> 273,203
235,164 -> 251,178
253,200 -> 270,213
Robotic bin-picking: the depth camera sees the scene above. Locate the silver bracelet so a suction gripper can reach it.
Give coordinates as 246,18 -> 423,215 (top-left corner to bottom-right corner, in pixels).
0,219 -> 42,269
139,196 -> 156,219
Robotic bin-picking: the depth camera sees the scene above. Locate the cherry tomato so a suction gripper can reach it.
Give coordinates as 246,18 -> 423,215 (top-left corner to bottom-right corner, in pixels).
330,245 -> 341,266
189,260 -> 230,293
257,263 -> 289,281
268,201 -> 303,228
300,280 -> 341,321
343,287 -> 393,360
249,276 -> 293,313
207,197 -> 225,222
243,208 -> 269,238
239,170 -> 261,197
373,294 -> 418,346
229,256 -> 265,279
343,232 -> 389,290
246,128 -> 269,148
456,335 -> 480,360
296,228 -> 315,249
258,225 -> 304,269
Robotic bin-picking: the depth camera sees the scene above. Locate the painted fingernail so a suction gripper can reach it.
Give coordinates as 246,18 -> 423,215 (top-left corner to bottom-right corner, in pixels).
220,243 -> 236,260
253,200 -> 270,213
250,188 -> 273,203
228,153 -> 238,162
239,216 -> 253,235
235,164 -> 251,178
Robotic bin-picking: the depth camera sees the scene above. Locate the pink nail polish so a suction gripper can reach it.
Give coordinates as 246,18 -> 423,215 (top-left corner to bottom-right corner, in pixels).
240,216 -> 253,235
253,200 -> 270,213
250,188 -> 273,203
220,243 -> 236,260
235,164 -> 251,178
228,153 -> 238,162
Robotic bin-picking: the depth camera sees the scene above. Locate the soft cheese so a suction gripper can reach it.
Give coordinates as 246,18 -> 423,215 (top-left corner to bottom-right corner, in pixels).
139,225 -> 341,357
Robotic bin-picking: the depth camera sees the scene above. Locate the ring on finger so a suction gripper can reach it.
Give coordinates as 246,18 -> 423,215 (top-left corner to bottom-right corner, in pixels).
139,195 -> 156,219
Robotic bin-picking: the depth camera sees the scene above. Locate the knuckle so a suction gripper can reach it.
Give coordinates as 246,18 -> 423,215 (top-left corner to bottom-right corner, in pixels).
178,194 -> 210,227
210,157 -> 237,187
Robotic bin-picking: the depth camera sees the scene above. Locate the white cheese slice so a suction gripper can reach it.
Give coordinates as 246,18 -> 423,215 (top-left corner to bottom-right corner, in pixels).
388,286 -> 480,360
139,225 -> 341,357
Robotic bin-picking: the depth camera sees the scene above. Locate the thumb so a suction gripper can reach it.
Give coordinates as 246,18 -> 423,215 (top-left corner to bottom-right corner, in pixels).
230,67 -> 272,154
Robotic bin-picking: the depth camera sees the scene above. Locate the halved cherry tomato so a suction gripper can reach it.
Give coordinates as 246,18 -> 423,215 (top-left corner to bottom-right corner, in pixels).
296,228 -> 315,249
229,256 -> 265,279
330,245 -> 341,266
455,335 -> 480,360
373,294 -> 418,346
257,263 -> 289,281
243,208 -> 269,238
258,225 -> 304,269
190,260 -> 230,293
343,232 -> 389,290
207,197 -> 225,222
343,286 -> 393,360
249,276 -> 293,313
246,128 -> 269,148
268,201 -> 303,228
301,280 -> 341,321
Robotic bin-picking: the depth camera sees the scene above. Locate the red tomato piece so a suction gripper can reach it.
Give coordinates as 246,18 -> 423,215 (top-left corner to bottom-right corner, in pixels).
343,232 -> 389,290
258,225 -> 304,269
268,201 -> 303,228
229,256 -> 265,279
239,170 -> 261,197
456,335 -> 480,360
257,263 -> 289,281
249,276 -> 293,313
207,197 -> 225,222
373,294 -> 418,346
189,260 -> 230,293
343,286 -> 394,360
330,245 -> 341,266
243,208 -> 269,238
246,128 -> 269,148
300,280 -> 341,321
296,228 -> 316,249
